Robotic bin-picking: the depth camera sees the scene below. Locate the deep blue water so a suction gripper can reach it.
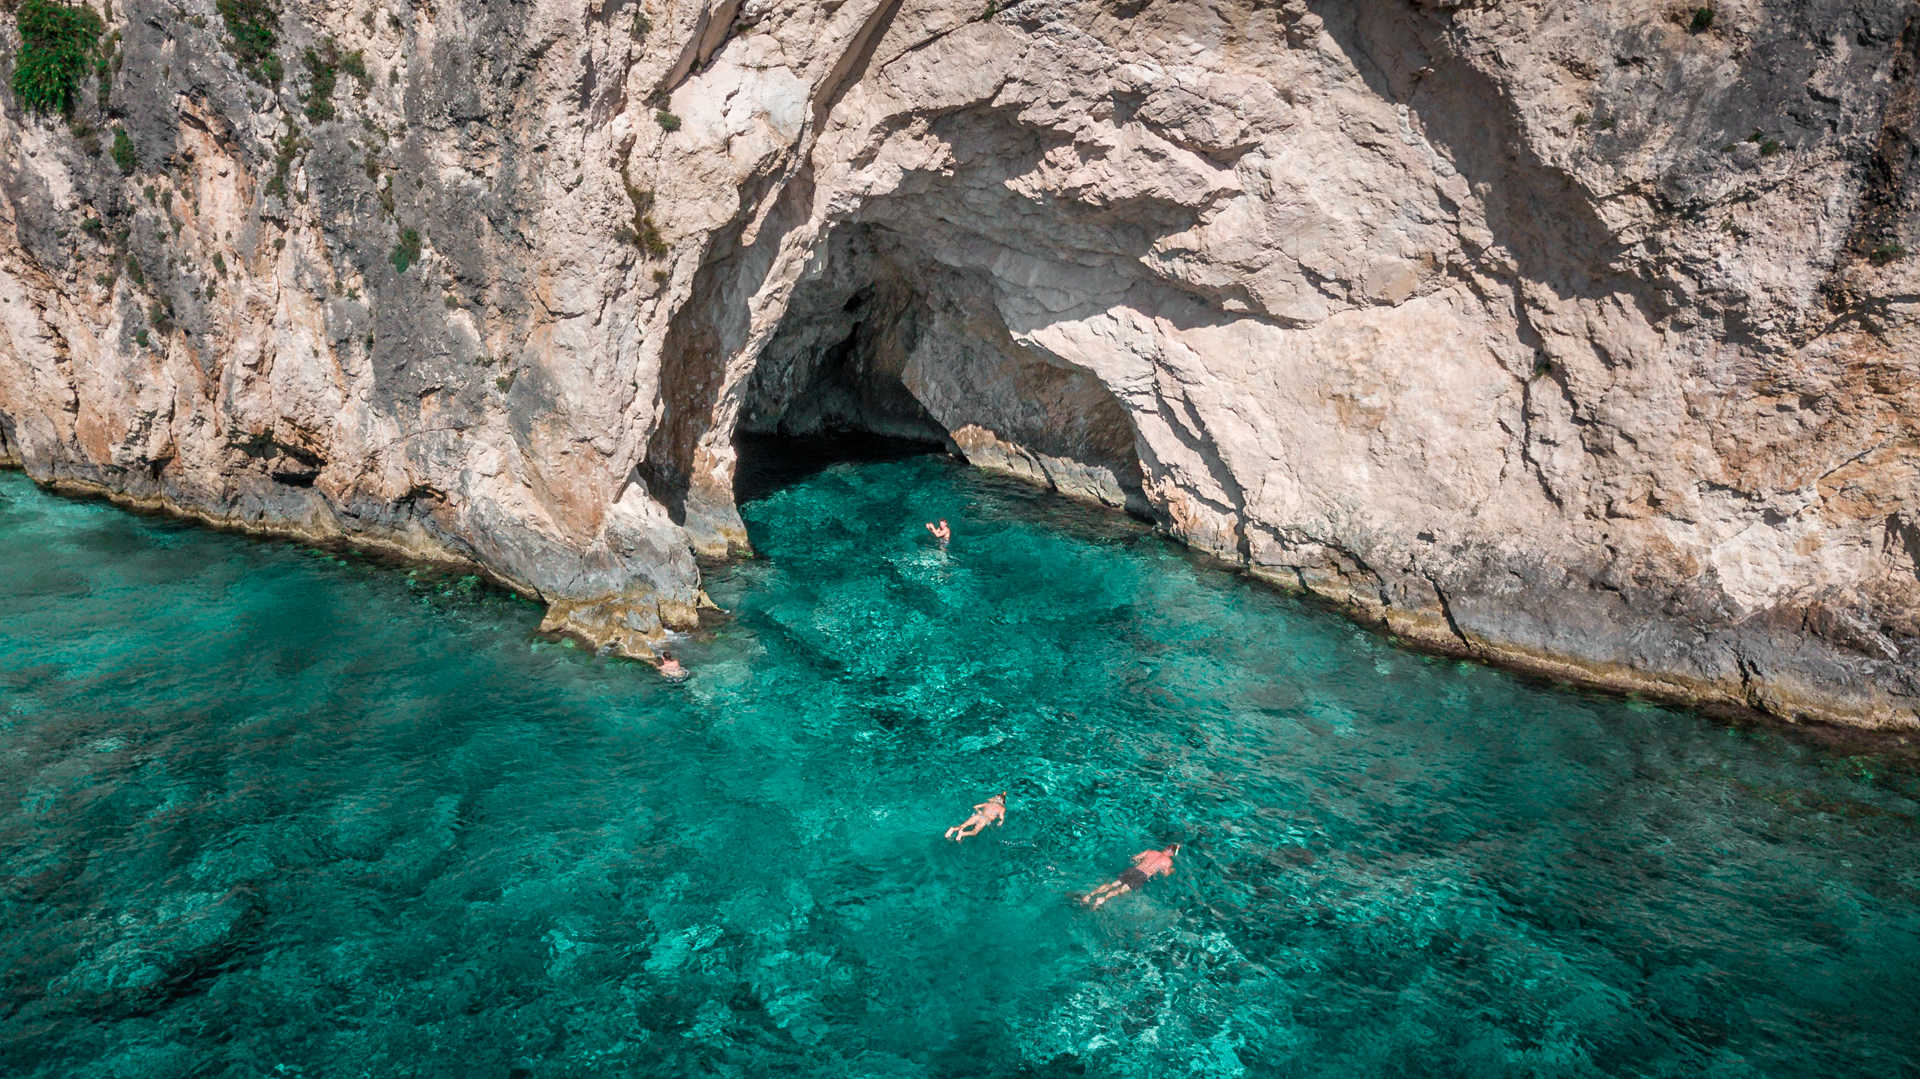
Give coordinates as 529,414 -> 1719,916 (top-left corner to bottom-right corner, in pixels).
2,456 -> 1918,1078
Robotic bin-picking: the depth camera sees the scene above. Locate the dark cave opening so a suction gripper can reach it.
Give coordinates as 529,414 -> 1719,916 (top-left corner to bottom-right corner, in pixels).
725,229 -> 1151,526
729,271 -> 958,502
731,431 -> 944,505
736,275 -> 950,445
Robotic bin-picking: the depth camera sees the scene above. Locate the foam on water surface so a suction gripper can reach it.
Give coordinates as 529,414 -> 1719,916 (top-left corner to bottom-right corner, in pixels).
2,459 -> 1918,1077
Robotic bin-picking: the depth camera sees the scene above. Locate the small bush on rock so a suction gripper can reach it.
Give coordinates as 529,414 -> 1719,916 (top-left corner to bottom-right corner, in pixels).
1689,7 -> 1714,33
217,0 -> 281,85
11,0 -> 105,114
300,39 -> 364,118
96,29 -> 119,105
264,127 -> 302,197
303,47 -> 337,119
111,126 -> 135,172
391,227 -> 422,273
1869,242 -> 1907,266
621,182 -> 669,258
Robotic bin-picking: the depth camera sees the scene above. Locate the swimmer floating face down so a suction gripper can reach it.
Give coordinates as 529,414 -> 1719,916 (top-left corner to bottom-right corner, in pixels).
944,790 -> 1006,841
1081,842 -> 1180,908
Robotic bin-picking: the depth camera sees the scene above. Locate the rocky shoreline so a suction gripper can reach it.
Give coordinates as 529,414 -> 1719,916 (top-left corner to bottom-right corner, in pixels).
10,447 -> 1919,751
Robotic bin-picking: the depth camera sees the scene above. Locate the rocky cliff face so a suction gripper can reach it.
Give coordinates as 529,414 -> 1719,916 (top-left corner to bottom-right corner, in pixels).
4,0 -> 1917,728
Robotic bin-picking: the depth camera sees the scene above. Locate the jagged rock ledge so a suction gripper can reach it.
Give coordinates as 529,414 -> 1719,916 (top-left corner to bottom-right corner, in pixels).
9,440 -> 1919,741
0,459 -> 702,659
1246,562 -> 1914,735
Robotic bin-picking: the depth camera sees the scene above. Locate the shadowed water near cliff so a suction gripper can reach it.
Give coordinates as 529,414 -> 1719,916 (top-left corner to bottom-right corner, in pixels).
2,457 -> 1918,1077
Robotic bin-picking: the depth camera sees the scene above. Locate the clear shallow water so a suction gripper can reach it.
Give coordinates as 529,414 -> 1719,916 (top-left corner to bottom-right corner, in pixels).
2,457 -> 1919,1079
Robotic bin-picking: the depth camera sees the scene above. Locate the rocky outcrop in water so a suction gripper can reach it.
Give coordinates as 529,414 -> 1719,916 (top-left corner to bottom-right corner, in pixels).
3,0 -> 1917,727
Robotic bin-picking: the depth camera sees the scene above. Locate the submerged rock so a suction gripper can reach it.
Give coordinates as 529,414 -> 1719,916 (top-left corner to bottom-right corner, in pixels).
1,0 -> 1916,726
50,888 -> 262,1013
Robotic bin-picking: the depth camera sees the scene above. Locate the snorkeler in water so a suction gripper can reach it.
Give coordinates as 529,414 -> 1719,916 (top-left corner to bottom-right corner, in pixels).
925,519 -> 951,548
1081,843 -> 1180,908
944,791 -> 1006,841
656,652 -> 687,680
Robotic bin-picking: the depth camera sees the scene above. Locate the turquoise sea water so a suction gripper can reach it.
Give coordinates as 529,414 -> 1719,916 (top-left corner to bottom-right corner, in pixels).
2,452 -> 1919,1078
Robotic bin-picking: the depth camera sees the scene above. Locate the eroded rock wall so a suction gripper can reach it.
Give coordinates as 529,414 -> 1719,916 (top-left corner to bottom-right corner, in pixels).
3,0 -> 1917,726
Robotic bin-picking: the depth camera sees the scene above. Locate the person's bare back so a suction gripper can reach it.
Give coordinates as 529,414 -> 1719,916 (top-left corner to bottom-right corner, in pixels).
1082,843 -> 1180,908
1131,847 -> 1175,879
944,791 -> 1005,841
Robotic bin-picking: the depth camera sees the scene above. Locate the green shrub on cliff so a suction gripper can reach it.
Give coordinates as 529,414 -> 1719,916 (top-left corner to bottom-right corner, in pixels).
95,29 -> 118,106
217,0 -> 281,85
264,127 -> 302,197
299,40 -> 365,118
619,182 -> 670,258
391,227 -> 422,273
110,125 -> 135,172
303,47 -> 337,119
11,0 -> 105,115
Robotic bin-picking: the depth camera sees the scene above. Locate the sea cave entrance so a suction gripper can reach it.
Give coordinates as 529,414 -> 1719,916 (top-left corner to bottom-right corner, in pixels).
727,227 -> 1152,521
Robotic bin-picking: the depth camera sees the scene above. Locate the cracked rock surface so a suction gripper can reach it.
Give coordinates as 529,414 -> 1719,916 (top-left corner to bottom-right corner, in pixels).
3,0 -> 1918,726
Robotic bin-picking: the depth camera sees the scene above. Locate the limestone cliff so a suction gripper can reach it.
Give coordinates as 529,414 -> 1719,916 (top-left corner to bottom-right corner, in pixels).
3,0 -> 1917,728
